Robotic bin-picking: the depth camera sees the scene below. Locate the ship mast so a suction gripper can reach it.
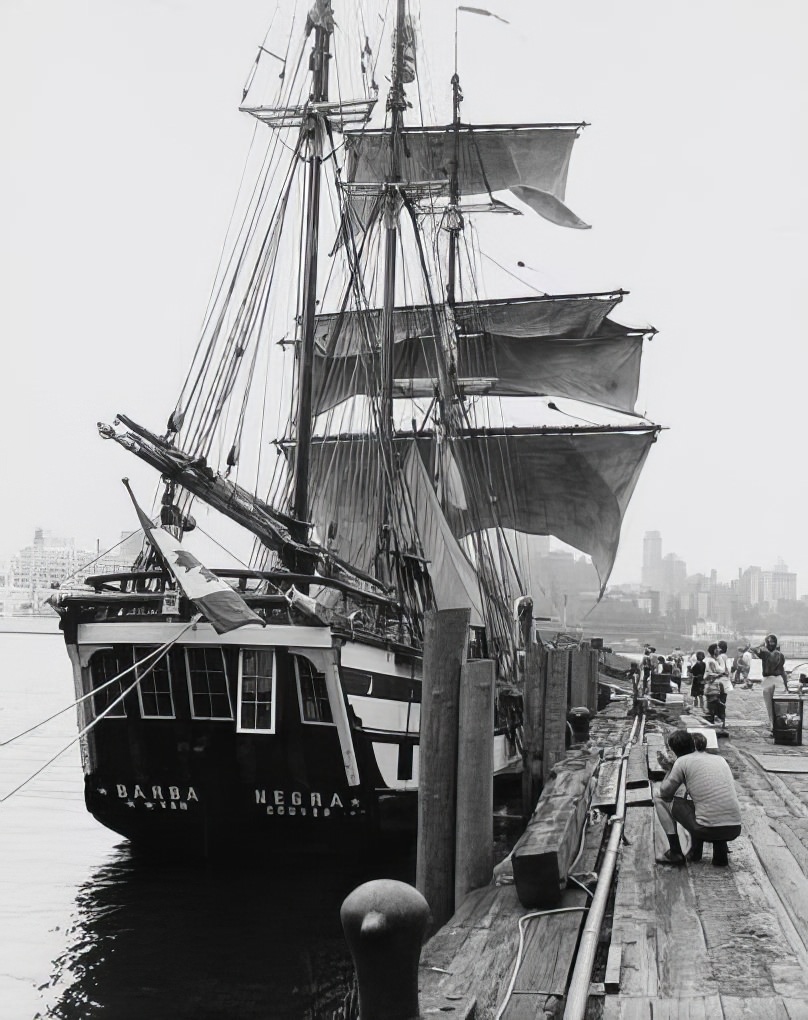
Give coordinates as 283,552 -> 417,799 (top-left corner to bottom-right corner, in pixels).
374,0 -> 407,584
380,0 -> 407,439
446,69 -> 463,307
290,18 -> 331,561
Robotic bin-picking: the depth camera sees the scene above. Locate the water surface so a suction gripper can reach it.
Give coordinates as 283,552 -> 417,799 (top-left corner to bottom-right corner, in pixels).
0,632 -> 410,1019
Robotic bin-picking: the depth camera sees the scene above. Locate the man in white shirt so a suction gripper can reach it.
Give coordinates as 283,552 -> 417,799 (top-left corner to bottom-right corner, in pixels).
734,646 -> 753,688
653,729 -> 742,867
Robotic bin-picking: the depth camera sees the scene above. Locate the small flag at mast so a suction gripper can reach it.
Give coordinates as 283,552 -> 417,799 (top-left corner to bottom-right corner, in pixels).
122,478 -> 264,635
457,6 -> 509,24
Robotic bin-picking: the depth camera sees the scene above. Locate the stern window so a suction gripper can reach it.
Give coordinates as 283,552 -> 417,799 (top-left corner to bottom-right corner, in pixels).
295,656 -> 333,724
135,646 -> 175,719
89,648 -> 132,718
185,647 -> 233,720
237,649 -> 276,733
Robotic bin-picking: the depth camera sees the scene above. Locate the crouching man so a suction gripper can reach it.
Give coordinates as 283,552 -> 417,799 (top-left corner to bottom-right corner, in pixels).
653,729 -> 742,867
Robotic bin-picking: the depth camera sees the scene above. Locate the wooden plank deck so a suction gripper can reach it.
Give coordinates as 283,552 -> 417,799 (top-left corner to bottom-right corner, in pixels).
416,683 -> 808,1020
604,685 -> 808,1019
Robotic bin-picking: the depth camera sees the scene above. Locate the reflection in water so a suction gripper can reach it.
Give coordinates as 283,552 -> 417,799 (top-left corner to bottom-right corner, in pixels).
45,846 -> 415,1020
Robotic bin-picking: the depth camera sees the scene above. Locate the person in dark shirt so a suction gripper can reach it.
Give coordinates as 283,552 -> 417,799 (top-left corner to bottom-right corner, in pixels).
751,634 -> 788,728
690,651 -> 706,712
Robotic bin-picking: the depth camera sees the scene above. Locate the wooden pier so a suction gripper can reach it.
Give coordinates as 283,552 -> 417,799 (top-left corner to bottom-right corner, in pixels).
409,682 -> 808,1020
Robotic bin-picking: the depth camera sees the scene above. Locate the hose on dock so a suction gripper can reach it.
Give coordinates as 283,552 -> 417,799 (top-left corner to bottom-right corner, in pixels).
563,711 -> 642,1020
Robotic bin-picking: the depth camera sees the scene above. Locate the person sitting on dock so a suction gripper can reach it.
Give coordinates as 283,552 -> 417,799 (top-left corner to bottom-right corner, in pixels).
653,729 -> 742,867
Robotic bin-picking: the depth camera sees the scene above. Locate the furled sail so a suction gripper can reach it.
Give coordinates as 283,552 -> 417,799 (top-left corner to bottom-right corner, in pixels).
396,444 -> 484,626
306,426 -> 659,591
312,293 -> 647,414
344,124 -> 589,228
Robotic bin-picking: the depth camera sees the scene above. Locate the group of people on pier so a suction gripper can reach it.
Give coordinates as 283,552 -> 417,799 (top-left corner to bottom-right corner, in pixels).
633,635 -> 789,731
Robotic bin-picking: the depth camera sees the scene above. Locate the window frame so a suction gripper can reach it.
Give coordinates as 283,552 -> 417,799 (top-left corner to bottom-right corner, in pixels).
236,648 -> 277,735
184,646 -> 234,721
294,655 -> 335,727
88,647 -> 130,719
134,645 -> 176,720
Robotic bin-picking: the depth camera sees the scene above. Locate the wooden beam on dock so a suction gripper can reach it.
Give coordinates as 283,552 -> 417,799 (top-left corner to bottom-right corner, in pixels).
626,742 -> 649,788
592,750 -> 622,815
416,607 -> 469,931
512,749 -> 600,908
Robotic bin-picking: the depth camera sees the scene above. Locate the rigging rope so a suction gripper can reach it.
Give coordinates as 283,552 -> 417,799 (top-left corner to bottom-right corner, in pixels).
0,619 -> 198,804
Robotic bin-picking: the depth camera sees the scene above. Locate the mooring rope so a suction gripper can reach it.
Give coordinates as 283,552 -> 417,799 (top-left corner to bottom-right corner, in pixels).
0,627 -> 193,748
0,618 -> 198,803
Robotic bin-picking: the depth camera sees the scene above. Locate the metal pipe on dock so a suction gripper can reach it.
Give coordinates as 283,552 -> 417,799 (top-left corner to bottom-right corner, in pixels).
563,713 -> 641,1020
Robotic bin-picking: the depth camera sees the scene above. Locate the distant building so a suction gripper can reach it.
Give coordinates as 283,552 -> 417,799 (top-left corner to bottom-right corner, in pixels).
2,528 -> 139,616
641,531 -> 662,591
739,560 -> 797,609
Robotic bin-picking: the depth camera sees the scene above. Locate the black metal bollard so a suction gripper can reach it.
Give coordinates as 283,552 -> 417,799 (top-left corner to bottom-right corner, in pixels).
567,706 -> 591,743
340,879 -> 431,1020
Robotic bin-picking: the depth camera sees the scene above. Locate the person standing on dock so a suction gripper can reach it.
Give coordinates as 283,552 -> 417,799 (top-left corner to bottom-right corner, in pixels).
704,645 -> 728,729
690,651 -> 706,712
750,634 -> 788,729
734,645 -> 752,688
653,729 -> 742,866
641,646 -> 655,691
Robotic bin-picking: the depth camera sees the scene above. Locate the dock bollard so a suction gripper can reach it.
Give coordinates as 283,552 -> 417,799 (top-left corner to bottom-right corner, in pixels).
340,879 -> 431,1020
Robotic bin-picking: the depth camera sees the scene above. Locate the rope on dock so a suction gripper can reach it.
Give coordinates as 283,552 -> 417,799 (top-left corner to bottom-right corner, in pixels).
494,907 -> 588,1020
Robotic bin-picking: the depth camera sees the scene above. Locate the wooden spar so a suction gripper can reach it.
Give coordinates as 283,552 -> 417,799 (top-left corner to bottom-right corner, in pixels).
290,22 -> 331,557
454,658 -> 495,908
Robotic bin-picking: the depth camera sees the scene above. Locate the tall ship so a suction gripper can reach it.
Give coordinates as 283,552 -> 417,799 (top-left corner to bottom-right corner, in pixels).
51,0 -> 659,855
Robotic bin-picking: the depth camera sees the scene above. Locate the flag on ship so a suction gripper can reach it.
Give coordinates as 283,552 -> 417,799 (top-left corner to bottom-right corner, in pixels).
122,479 -> 264,634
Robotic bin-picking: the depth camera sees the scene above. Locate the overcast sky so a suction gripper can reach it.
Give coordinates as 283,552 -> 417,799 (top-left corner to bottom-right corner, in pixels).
1,1 -> 806,591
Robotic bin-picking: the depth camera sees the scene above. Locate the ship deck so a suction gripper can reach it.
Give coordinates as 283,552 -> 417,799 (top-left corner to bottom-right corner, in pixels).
418,683 -> 808,1019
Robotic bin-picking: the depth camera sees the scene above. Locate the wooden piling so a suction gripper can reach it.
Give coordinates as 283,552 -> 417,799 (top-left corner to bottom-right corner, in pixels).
455,658 -> 495,908
541,648 -> 571,784
416,607 -> 469,930
521,641 -> 546,816
570,642 -> 589,707
587,644 -> 600,714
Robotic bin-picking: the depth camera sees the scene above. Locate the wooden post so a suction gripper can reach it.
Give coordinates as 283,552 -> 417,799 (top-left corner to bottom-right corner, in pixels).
340,879 -> 431,1020
569,642 -> 589,707
587,646 -> 599,714
521,642 -> 546,816
416,607 -> 469,930
455,658 -> 495,907
541,648 -> 570,784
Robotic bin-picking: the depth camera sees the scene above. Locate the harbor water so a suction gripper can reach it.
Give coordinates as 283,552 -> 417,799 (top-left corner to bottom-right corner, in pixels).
0,631 -> 410,1020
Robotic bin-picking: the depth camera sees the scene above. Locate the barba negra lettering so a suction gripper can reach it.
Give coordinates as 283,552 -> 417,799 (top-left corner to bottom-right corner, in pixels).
117,784 -> 198,801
